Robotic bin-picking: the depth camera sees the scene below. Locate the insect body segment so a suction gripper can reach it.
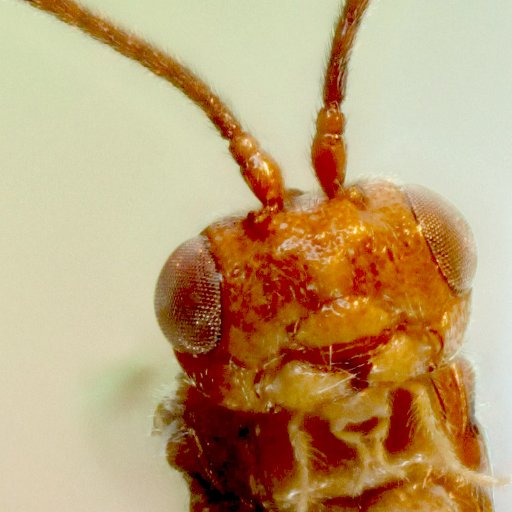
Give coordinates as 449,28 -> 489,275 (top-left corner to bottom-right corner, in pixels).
155,182 -> 491,511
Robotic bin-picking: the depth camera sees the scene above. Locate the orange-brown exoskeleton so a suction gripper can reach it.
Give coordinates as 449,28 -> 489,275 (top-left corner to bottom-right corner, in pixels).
21,0 -> 495,510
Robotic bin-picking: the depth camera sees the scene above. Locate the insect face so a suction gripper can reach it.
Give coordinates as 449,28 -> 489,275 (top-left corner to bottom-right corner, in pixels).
155,181 -> 490,510
155,181 -> 474,407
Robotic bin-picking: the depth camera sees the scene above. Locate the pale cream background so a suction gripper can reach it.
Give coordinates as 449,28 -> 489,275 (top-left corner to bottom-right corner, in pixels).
1,0 -> 511,510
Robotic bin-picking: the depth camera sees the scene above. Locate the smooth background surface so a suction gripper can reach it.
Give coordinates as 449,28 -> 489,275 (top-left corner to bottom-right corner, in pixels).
1,0 -> 511,510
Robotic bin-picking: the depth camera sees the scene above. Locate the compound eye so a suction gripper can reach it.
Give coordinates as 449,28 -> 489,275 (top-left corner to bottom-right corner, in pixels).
154,236 -> 222,354
404,185 -> 477,294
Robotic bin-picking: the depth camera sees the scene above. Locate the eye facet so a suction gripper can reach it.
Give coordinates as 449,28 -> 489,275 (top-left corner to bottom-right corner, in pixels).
154,236 -> 222,354
404,185 -> 477,294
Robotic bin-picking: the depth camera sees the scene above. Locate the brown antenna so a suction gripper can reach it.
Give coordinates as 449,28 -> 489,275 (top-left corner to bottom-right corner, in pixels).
20,0 -> 285,211
312,0 -> 370,198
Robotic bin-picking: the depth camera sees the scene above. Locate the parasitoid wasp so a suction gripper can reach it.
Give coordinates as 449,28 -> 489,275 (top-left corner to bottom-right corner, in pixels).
3,2 -> 512,512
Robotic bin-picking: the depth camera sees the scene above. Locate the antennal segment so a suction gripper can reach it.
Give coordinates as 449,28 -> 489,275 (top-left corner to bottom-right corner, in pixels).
312,0 -> 370,198
20,0 -> 285,210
